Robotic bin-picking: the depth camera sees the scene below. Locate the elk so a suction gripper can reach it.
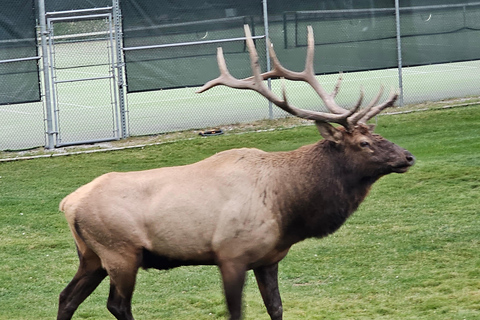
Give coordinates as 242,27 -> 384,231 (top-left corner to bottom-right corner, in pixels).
57,25 -> 414,320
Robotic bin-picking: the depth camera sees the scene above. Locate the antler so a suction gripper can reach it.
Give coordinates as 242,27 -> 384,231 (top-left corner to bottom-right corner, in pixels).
197,25 -> 398,130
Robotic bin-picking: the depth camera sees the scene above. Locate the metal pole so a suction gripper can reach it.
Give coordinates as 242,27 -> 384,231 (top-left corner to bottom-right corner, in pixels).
38,0 -> 55,149
46,18 -> 60,144
113,0 -> 128,138
107,13 -> 121,140
394,0 -> 404,106
262,0 -> 273,119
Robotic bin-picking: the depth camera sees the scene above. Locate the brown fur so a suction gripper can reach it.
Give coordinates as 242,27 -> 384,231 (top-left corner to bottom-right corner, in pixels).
57,122 -> 414,320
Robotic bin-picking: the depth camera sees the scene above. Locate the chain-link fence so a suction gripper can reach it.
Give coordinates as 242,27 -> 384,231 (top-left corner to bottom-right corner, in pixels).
0,0 -> 43,151
2,0 -> 480,151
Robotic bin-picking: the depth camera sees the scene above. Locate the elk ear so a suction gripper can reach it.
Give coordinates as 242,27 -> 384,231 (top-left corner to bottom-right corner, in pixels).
315,121 -> 344,144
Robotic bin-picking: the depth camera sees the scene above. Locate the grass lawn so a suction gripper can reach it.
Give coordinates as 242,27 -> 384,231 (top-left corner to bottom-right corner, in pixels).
0,104 -> 479,319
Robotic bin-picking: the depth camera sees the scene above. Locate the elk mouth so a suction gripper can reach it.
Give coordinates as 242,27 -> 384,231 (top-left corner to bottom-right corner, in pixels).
391,153 -> 415,173
391,164 -> 412,173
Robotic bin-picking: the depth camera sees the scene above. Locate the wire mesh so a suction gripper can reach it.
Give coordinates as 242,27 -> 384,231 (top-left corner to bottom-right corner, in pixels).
0,100 -> 45,151
2,0 -> 480,151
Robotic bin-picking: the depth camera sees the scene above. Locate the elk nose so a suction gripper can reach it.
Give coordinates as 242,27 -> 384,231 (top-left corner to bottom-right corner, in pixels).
405,151 -> 415,166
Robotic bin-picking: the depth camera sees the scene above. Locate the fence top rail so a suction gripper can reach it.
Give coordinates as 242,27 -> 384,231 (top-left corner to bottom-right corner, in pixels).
294,8 -> 395,15
123,35 -> 265,51
0,37 -> 36,45
0,56 -> 40,64
45,6 -> 113,17
398,2 -> 480,11
293,1 -> 480,16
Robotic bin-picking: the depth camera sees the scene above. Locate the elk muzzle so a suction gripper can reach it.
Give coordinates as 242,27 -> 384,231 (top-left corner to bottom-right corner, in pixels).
391,150 -> 415,173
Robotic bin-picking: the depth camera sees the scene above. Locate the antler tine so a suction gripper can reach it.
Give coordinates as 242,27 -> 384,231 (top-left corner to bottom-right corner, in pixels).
347,86 -> 384,125
255,38 -> 305,81
304,25 -> 315,75
353,87 -> 365,112
196,47 -> 252,93
358,88 -> 398,123
197,25 -> 273,93
244,24 -> 265,87
301,27 -> 350,115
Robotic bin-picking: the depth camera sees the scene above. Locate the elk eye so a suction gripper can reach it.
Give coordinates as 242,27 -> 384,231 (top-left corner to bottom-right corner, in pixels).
360,141 -> 370,148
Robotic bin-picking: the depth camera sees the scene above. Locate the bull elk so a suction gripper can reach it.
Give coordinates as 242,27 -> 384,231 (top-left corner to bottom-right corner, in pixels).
57,25 -> 415,320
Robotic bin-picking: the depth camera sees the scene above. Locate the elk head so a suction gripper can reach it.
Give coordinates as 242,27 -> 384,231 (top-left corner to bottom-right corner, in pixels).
320,124 -> 414,179
197,25 -> 414,177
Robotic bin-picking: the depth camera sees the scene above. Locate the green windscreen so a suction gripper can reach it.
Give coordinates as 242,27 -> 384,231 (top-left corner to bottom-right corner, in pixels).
0,0 -> 40,105
121,0 -> 480,93
279,2 -> 480,73
399,4 -> 480,66
279,8 -> 398,73
121,0 -> 265,93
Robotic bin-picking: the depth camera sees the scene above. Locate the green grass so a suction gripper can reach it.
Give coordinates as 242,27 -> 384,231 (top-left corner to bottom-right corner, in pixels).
0,105 -> 479,319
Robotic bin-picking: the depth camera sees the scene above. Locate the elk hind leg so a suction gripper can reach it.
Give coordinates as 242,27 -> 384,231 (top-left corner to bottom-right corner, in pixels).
57,246 -> 107,320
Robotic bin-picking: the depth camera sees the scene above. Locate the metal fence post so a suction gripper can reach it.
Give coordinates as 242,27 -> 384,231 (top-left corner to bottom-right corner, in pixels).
394,0 -> 404,107
263,0 -> 273,119
113,0 -> 128,138
38,0 -> 55,149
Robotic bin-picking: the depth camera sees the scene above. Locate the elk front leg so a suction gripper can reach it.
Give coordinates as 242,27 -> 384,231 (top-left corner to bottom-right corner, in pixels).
219,261 -> 247,320
254,263 -> 283,320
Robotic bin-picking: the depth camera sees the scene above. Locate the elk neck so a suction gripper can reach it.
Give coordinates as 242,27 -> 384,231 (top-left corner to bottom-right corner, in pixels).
271,139 -> 380,246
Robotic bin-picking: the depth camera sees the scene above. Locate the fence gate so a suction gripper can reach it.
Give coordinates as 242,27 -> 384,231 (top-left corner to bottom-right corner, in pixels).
46,8 -> 121,147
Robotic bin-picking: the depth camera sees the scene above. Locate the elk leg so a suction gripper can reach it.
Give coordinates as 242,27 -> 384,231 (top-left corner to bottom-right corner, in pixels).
57,248 -> 107,320
106,259 -> 139,320
254,263 -> 283,320
219,262 -> 247,320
